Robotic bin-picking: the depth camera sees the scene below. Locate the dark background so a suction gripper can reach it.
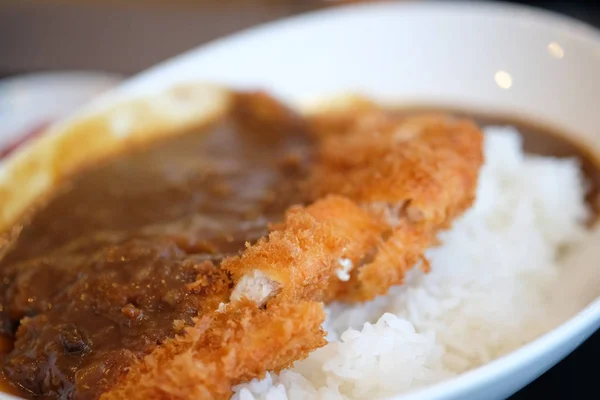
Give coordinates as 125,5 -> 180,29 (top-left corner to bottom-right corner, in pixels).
1,0 -> 599,398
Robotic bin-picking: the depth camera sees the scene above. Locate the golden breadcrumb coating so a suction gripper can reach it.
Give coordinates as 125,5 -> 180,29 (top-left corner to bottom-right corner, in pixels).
308,110 -> 483,300
101,300 -> 326,400
223,195 -> 383,305
309,111 -> 483,227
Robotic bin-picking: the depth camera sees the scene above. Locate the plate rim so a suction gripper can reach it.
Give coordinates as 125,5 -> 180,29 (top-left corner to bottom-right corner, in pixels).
114,0 -> 600,101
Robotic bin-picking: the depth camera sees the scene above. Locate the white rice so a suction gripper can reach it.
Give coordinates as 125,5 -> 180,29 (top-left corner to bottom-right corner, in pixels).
232,126 -> 591,400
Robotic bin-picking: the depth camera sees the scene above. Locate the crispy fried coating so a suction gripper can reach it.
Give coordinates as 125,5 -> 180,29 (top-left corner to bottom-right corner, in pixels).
224,195 -> 383,305
102,300 -> 326,400
331,222 -> 434,301
309,111 -> 483,227
307,109 -> 484,301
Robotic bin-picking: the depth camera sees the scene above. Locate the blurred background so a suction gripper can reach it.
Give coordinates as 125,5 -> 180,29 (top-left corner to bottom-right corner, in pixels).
2,0 -> 600,76
1,0 -> 599,398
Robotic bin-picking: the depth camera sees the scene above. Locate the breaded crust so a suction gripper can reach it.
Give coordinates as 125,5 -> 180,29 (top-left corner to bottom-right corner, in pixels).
309,109 -> 483,229
101,300 -> 326,400
307,106 -> 484,300
224,195 -> 383,305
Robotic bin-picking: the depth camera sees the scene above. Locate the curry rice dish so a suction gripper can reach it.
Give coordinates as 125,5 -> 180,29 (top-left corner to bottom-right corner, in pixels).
0,88 -> 484,399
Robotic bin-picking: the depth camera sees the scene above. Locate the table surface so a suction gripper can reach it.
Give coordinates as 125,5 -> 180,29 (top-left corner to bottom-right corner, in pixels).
2,0 -> 600,399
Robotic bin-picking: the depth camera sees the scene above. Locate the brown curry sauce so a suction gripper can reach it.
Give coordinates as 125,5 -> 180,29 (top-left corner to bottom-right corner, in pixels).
0,92 -> 314,399
0,99 -> 598,399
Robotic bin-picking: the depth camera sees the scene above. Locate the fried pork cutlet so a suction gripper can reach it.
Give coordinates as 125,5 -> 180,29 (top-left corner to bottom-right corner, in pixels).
225,195 -> 384,306
231,107 -> 484,303
311,110 -> 483,300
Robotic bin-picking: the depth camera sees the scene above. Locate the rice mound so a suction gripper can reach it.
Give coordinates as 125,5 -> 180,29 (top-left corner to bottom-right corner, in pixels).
232,127 -> 590,400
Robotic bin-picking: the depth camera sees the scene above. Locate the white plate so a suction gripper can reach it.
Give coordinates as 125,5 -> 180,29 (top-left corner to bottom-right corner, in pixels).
4,2 -> 600,400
